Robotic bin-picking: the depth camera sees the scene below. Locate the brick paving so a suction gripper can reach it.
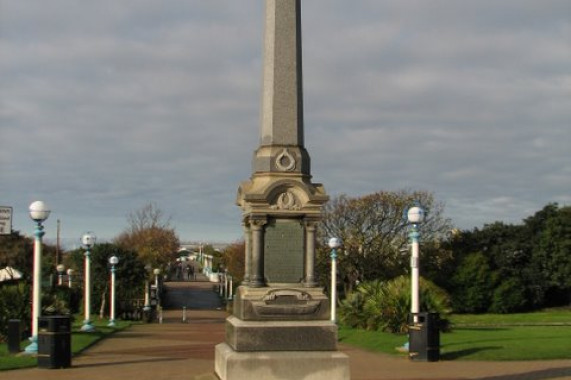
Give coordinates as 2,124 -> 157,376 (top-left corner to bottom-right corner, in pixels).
6,280 -> 571,380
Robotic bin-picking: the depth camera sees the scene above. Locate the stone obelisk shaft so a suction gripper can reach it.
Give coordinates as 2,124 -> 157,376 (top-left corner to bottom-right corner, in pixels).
253,0 -> 310,176
260,0 -> 303,146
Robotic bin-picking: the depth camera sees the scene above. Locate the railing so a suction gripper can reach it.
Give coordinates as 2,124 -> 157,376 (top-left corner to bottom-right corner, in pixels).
119,299 -> 146,321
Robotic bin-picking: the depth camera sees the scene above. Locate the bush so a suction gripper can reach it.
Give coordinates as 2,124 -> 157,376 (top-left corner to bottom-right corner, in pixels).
489,277 -> 528,313
451,252 -> 496,313
0,282 -> 30,341
339,276 -> 451,333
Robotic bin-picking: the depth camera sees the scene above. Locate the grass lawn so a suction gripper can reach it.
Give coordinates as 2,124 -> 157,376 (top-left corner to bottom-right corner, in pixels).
339,310 -> 571,361
0,317 -> 132,371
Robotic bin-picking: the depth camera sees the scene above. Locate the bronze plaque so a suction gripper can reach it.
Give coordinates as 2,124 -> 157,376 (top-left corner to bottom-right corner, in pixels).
264,219 -> 304,283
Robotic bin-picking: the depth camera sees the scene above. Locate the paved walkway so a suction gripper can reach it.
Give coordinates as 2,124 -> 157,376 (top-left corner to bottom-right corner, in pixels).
7,280 -> 571,380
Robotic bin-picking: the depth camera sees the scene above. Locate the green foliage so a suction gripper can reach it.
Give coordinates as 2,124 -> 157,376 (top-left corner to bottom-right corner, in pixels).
448,204 -> 571,313
221,241 -> 245,283
0,231 -> 34,276
66,243 -> 147,316
0,282 -> 30,341
339,276 -> 451,333
451,252 -> 496,313
489,277 -> 528,314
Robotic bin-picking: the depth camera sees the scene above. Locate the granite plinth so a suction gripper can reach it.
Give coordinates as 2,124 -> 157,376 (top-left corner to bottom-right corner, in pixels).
225,316 -> 337,352
215,343 -> 350,380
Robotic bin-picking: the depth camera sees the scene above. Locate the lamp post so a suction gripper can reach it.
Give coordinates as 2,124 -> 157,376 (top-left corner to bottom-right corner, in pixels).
328,237 -> 341,323
407,205 -> 425,320
154,267 -> 161,305
108,255 -> 119,327
143,265 -> 151,315
67,268 -> 74,288
24,201 -> 50,354
153,268 -> 161,289
81,232 -> 96,332
56,264 -> 65,286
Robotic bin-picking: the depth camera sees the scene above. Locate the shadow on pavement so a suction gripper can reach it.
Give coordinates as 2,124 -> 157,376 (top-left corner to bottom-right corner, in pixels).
475,366 -> 571,380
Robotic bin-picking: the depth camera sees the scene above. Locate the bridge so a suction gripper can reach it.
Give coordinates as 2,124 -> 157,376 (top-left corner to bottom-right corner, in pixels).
178,242 -> 230,252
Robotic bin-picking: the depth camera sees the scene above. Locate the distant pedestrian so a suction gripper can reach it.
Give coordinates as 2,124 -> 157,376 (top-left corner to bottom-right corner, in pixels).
176,262 -> 182,280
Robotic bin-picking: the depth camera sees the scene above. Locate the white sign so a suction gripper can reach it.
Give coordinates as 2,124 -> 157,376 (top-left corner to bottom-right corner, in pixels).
0,206 -> 13,235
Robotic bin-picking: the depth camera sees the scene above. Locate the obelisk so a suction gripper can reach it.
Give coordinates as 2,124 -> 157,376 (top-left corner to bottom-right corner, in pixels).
215,1 -> 350,379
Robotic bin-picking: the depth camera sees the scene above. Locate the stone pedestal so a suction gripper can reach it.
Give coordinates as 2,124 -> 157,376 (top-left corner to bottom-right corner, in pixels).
215,343 -> 350,380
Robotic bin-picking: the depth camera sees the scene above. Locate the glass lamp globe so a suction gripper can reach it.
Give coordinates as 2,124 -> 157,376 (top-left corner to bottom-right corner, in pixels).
328,237 -> 341,249
407,206 -> 425,224
29,201 -> 51,222
56,264 -> 65,273
81,232 -> 97,248
109,256 -> 119,266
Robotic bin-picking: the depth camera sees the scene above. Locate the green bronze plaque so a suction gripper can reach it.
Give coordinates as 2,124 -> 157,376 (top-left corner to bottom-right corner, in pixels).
264,219 -> 304,283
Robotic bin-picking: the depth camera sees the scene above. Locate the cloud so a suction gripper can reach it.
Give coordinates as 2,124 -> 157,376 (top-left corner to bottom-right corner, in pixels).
2,1 -> 569,244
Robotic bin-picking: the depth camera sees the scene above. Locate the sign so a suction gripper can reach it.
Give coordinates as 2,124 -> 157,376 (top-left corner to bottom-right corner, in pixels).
0,206 -> 13,235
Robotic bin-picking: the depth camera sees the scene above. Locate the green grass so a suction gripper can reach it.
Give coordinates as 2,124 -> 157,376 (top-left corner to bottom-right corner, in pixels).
339,310 -> 571,361
0,317 -> 133,371
450,310 -> 571,327
441,326 -> 571,361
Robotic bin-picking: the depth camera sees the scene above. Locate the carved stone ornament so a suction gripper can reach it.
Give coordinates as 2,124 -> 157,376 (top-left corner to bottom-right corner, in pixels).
271,191 -> 300,211
275,148 -> 296,172
251,289 -> 321,317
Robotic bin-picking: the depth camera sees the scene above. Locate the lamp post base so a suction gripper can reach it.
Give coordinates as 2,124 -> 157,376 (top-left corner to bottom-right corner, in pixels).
23,336 -> 38,354
80,321 -> 96,332
107,319 -> 116,327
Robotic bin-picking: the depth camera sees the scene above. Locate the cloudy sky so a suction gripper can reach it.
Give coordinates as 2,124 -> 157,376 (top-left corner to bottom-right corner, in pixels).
2,1 -> 569,247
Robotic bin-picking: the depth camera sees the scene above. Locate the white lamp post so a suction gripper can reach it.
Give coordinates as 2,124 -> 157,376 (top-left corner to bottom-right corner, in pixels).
108,255 -> 119,327
67,268 -> 74,288
328,237 -> 341,323
153,268 -> 162,323
153,268 -> 161,289
154,268 -> 161,306
143,265 -> 151,313
81,232 -> 96,332
407,205 -> 425,320
24,201 -> 50,354
56,264 -> 65,286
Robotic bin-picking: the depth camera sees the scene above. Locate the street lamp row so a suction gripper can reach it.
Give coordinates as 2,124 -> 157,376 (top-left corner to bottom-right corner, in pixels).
25,201 -> 120,354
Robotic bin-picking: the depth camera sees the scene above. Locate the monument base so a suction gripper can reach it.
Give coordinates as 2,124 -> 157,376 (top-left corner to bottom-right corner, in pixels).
225,316 -> 338,351
215,343 -> 350,380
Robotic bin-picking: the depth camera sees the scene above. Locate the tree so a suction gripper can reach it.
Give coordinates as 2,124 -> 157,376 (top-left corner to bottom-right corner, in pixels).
222,241 -> 245,283
0,231 -> 59,337
451,252 -> 497,313
66,243 -> 147,317
114,203 -> 180,270
317,190 -> 453,294
527,204 -> 571,306
446,204 -> 571,312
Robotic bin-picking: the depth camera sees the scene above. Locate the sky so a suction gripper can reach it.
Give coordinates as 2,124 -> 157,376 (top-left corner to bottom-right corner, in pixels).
1,1 -> 570,248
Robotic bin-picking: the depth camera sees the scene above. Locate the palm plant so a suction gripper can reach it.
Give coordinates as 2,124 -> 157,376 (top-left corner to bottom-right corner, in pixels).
339,276 -> 451,333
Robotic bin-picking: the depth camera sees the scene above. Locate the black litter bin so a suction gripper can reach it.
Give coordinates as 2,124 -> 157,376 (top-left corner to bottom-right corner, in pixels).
7,319 -> 22,354
408,312 -> 440,362
37,316 -> 72,369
